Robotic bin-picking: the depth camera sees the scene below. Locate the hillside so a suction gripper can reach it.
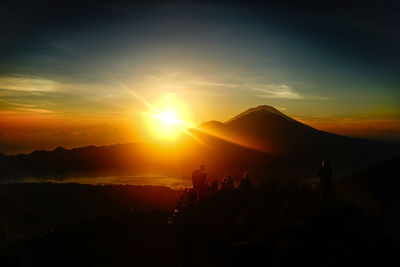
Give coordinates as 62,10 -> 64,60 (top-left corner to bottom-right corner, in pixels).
335,156 -> 400,234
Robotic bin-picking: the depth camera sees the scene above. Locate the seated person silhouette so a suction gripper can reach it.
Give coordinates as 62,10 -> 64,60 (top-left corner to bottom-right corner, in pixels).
208,180 -> 219,194
177,188 -> 198,209
221,175 -> 234,192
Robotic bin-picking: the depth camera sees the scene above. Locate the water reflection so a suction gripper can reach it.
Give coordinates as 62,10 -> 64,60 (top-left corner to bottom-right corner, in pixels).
23,176 -> 192,190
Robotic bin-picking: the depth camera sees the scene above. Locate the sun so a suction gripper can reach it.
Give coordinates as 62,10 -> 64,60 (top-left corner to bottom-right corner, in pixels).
147,109 -> 183,140
143,96 -> 193,141
157,110 -> 179,126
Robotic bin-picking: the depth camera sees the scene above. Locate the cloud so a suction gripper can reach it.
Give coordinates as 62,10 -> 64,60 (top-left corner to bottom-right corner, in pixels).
0,76 -> 56,92
304,95 -> 331,100
191,80 -> 239,88
250,84 -> 304,99
13,107 -> 55,114
136,72 -> 329,101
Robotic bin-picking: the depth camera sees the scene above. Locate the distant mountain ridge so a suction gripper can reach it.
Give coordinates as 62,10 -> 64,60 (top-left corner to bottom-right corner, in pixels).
226,105 -> 298,124
199,105 -> 343,153
1,105 -> 399,183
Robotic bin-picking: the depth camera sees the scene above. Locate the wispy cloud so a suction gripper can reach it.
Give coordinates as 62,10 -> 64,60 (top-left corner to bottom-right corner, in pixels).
191,80 -> 239,88
13,107 -> 55,114
137,72 -> 332,101
0,76 -> 56,92
0,79 -> 124,119
250,84 -> 304,99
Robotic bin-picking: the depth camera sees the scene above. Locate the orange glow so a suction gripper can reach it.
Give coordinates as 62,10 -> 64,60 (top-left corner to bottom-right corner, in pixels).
194,126 -> 268,152
143,95 -> 194,141
297,117 -> 400,141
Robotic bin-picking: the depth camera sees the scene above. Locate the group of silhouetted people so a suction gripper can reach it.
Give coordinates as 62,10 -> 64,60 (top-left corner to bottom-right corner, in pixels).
177,165 -> 254,209
178,159 -> 332,210
191,164 -> 245,200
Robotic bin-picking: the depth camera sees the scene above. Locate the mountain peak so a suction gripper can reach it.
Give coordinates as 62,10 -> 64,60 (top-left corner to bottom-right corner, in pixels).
226,105 -> 295,124
250,105 -> 284,115
253,104 -> 278,111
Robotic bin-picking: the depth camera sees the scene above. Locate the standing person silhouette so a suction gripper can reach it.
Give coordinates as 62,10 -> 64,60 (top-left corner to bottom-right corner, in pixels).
239,171 -> 252,190
192,164 -> 207,200
318,159 -> 332,200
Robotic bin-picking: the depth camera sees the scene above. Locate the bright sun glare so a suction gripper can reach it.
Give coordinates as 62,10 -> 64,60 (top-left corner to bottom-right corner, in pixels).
157,110 -> 179,126
143,95 -> 193,141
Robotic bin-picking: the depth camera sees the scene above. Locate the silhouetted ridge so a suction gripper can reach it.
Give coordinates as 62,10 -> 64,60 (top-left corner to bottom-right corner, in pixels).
200,104 -> 318,135
226,105 -> 297,124
200,104 -> 328,154
53,146 -> 67,152
197,105 -> 400,178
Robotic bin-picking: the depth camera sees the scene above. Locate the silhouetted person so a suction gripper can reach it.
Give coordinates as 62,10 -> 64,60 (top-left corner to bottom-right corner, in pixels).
187,188 -> 198,205
318,159 -> 332,200
239,172 -> 252,190
177,187 -> 199,210
208,180 -> 218,195
221,175 -> 234,192
192,164 -> 207,200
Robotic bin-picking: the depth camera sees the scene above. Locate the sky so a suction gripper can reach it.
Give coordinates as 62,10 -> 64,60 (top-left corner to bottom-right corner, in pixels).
1,0 -> 400,154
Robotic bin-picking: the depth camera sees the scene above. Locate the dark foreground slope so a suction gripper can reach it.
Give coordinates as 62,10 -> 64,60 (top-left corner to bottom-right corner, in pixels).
1,181 -> 399,267
335,156 -> 400,234
0,183 -> 179,243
